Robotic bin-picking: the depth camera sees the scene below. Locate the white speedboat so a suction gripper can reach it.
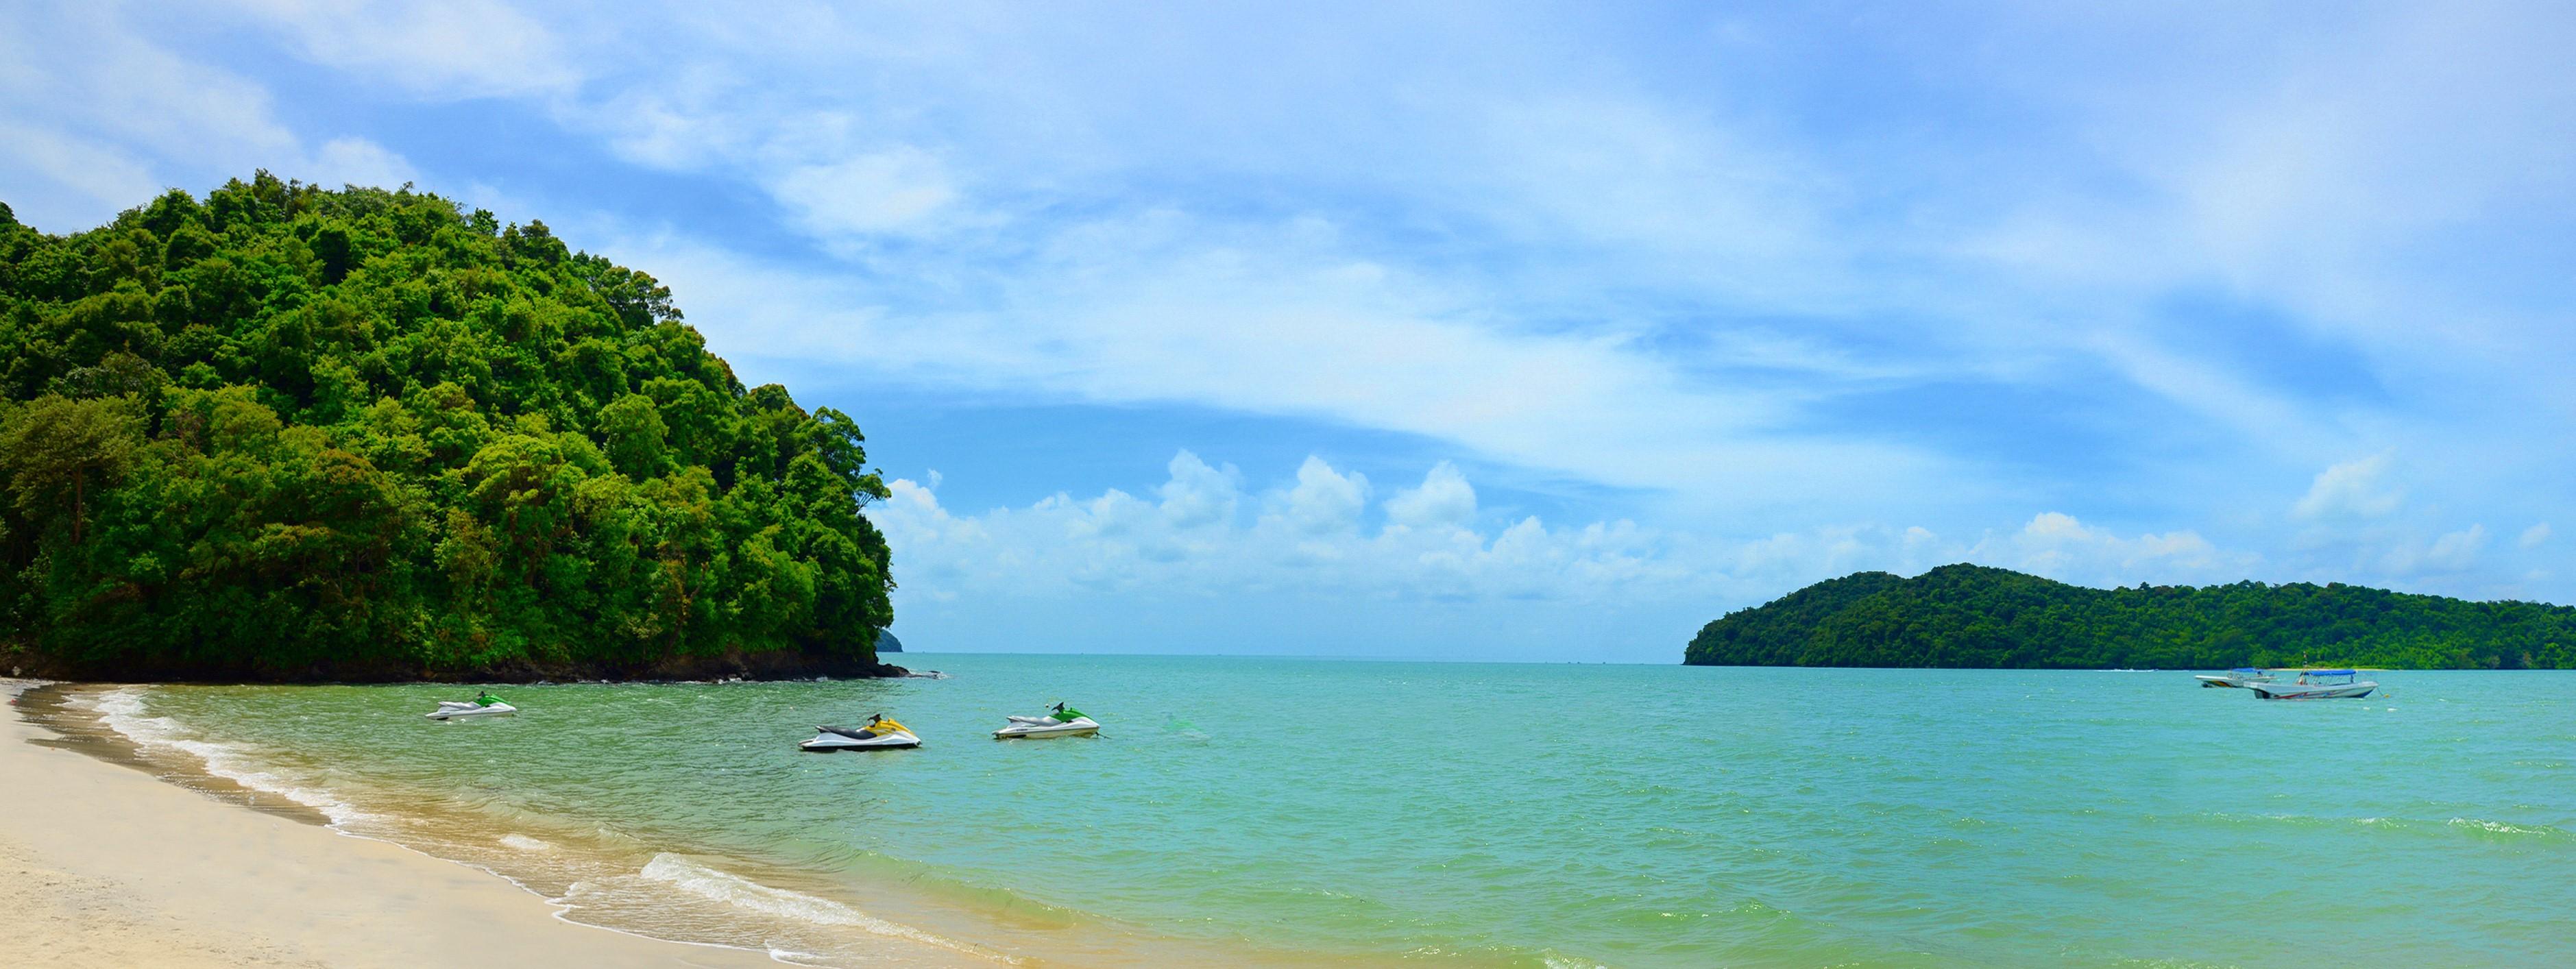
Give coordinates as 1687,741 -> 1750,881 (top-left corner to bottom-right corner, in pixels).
426,694 -> 516,720
2250,670 -> 2377,700
801,714 -> 921,751
994,702 -> 1100,739
2194,667 -> 2279,688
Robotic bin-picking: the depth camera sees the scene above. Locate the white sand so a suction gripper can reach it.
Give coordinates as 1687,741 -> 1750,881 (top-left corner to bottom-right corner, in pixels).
1,680 -> 779,968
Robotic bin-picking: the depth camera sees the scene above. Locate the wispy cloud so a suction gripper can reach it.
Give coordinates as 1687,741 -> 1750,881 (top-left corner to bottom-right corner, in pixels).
0,1 -> 416,227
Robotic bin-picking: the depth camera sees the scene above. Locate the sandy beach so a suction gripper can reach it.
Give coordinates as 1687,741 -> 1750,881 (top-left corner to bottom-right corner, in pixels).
1,680 -> 779,968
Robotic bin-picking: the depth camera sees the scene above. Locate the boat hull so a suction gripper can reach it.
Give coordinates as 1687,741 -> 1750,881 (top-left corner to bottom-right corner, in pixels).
2250,684 -> 2376,700
2195,672 -> 2276,688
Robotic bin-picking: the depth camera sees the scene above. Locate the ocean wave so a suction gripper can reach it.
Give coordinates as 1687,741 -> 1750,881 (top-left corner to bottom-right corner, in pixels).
75,687 -> 368,826
2446,818 -> 2572,841
636,853 -> 1009,961
498,833 -> 557,853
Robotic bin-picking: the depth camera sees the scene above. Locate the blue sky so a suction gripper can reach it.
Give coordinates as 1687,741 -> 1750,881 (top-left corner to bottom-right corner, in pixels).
4,1 -> 2571,661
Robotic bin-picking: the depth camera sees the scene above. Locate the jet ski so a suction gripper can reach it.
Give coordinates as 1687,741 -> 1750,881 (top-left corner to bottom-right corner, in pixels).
800,713 -> 922,751
426,691 -> 516,720
993,702 -> 1100,739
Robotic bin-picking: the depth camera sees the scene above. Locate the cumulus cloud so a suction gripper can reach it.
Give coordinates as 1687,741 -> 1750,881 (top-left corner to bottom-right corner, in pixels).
1383,462 -> 1476,530
2522,523 -> 2552,548
1273,456 -> 1368,535
868,452 -> 1679,606
1977,512 -> 2243,587
865,453 -> 2263,655
2292,452 -> 2404,520
1155,451 -> 1241,530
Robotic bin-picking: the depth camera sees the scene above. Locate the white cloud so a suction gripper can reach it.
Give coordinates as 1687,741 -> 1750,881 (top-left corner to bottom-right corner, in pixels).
866,453 -> 2261,644
764,147 -> 960,239
306,136 -> 417,189
2521,523 -> 2552,548
1384,462 -> 1476,530
214,0 -> 579,98
1273,456 -> 1368,535
2430,524 -> 2489,570
602,224 -> 1955,517
1972,512 -> 2245,587
0,2 -> 421,230
2292,452 -> 2403,520
1155,451 -> 1241,530
869,452 -> 1684,606
0,121 -> 162,228
2381,524 -> 2489,576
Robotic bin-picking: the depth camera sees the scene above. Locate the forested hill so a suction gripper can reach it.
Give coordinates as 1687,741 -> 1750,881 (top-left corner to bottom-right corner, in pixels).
0,175 -> 900,681
1685,564 -> 2576,670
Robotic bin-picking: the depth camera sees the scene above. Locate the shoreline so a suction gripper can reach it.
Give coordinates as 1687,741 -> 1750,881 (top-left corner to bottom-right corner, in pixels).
5,679 -> 1437,969
0,678 -> 800,968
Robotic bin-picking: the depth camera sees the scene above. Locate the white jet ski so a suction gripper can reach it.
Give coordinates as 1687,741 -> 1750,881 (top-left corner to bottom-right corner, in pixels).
800,714 -> 922,751
426,691 -> 516,720
993,702 -> 1099,739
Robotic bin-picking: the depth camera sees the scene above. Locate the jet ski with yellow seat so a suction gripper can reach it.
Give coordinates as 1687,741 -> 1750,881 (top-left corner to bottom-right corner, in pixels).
801,713 -> 922,751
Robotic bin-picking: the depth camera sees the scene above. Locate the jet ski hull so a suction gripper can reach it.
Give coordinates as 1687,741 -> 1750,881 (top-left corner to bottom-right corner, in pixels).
426,702 -> 516,720
799,723 -> 922,750
799,734 -> 922,751
993,716 -> 1100,739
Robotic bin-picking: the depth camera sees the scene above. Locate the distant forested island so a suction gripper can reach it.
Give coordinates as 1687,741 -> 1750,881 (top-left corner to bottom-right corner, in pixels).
1686,564 -> 2576,670
0,175 -> 899,681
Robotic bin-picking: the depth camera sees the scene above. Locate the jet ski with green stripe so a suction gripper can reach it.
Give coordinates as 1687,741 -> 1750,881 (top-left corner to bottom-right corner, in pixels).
994,702 -> 1099,739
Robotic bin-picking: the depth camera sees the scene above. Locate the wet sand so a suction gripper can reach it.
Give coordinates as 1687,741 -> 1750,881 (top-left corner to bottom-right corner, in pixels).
1,679 -> 779,968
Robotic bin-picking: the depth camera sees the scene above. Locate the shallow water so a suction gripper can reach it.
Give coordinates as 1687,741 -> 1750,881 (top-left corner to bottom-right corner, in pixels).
62,659 -> 2576,967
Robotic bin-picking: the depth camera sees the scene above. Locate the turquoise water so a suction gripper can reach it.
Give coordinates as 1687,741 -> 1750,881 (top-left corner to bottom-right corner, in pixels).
77,658 -> 2576,967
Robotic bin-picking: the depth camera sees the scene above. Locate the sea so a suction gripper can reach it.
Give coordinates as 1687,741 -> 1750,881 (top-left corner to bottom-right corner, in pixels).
29,657 -> 2575,967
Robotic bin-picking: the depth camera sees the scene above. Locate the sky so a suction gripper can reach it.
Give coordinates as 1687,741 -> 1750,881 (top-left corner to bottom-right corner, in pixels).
3,1 -> 2571,661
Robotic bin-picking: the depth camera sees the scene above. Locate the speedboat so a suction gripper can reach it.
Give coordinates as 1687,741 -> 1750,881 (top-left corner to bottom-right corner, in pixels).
426,697 -> 516,720
800,714 -> 921,751
2250,670 -> 2378,700
2195,667 -> 2279,688
994,702 -> 1099,739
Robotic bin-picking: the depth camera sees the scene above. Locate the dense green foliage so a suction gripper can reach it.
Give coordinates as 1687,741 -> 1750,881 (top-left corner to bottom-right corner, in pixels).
0,175 -> 897,679
1686,564 -> 2576,670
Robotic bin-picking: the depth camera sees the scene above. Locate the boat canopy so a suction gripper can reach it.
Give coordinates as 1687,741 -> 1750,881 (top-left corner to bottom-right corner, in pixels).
2305,669 -> 2357,676
2231,667 -> 2263,673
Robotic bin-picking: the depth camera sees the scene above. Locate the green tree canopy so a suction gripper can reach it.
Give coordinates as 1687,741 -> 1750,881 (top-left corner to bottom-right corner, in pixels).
1685,564 -> 2576,670
0,174 -> 899,680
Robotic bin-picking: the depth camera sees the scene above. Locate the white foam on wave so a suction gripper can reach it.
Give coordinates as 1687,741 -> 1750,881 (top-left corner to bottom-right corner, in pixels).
2448,818 -> 2562,838
636,854 -> 1008,961
75,687 -> 369,826
499,833 -> 556,853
